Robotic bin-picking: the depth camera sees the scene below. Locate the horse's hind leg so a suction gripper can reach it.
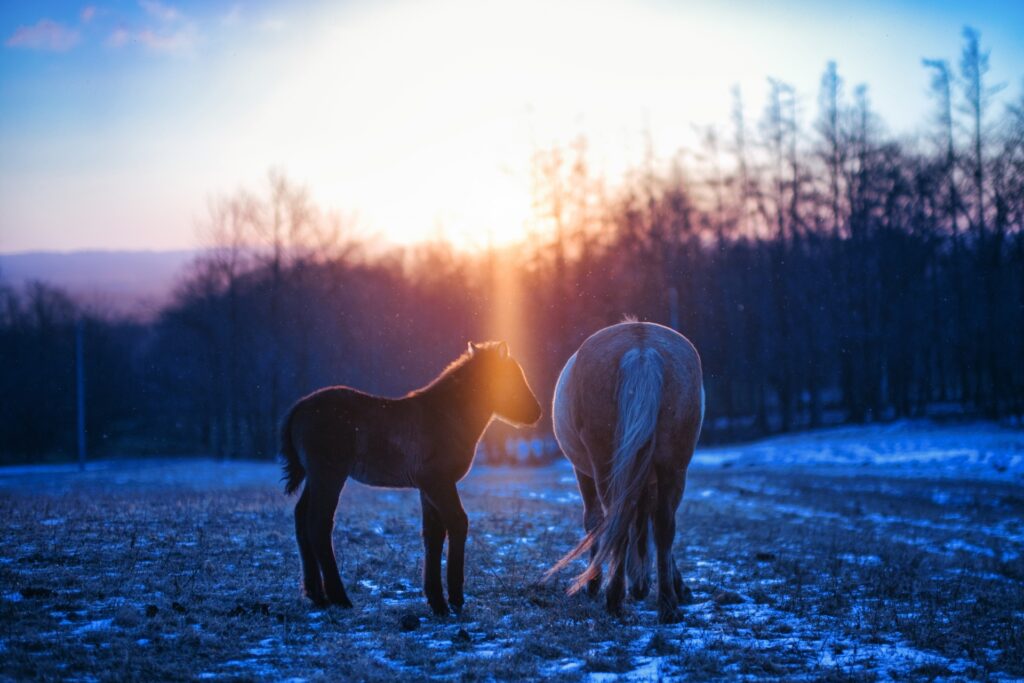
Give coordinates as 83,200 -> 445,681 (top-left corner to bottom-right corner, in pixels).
574,469 -> 604,598
588,461 -> 627,615
654,465 -> 685,624
306,473 -> 353,608
672,557 -> 693,604
628,494 -> 652,600
605,553 -> 627,616
295,487 -> 326,606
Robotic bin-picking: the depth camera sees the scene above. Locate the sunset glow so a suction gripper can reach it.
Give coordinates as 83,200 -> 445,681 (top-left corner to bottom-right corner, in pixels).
1,0 -> 1023,252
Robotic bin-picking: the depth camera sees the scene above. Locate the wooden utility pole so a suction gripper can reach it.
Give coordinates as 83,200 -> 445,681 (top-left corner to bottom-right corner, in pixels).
76,318 -> 86,471
668,286 -> 679,331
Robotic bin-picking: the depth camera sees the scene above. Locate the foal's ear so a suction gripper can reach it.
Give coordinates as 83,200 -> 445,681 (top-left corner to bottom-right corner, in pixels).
498,341 -> 509,359
467,341 -> 477,356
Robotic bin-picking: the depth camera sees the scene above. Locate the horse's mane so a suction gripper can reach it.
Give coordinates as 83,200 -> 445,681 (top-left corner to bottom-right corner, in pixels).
411,342 -> 502,396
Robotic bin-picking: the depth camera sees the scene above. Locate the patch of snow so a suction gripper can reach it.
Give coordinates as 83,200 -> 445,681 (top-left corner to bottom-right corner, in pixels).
74,618 -> 114,634
837,553 -> 882,566
943,539 -> 996,558
693,421 -> 1024,480
586,656 -> 662,682
552,658 -> 585,673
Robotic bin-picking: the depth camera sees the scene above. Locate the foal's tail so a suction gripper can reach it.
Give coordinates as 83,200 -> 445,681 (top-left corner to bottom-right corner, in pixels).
546,346 -> 664,594
279,406 -> 305,496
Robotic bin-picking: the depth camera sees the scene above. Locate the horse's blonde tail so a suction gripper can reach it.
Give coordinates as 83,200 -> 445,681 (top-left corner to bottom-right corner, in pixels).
548,347 -> 664,594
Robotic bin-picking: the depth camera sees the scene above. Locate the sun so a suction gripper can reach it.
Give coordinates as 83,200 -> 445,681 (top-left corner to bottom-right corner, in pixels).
241,1 -> 549,252
338,131 -> 538,251
239,0 -> 767,252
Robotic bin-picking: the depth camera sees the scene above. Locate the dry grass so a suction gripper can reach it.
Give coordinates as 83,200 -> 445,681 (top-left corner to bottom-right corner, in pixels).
0,460 -> 1021,681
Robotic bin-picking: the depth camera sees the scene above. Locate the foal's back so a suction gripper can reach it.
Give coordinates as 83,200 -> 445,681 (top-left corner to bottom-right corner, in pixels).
289,386 -> 421,488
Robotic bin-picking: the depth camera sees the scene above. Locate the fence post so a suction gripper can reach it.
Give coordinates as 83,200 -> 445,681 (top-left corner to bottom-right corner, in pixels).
668,286 -> 679,330
76,318 -> 86,471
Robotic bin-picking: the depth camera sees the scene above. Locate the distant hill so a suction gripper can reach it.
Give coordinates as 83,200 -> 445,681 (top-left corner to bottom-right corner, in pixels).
0,250 -> 199,316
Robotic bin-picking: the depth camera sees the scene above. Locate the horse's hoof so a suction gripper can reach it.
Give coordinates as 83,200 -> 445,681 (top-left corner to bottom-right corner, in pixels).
630,582 -> 651,600
605,597 -> 625,618
658,605 -> 681,624
586,580 -> 601,599
449,601 -> 464,616
606,606 -> 627,621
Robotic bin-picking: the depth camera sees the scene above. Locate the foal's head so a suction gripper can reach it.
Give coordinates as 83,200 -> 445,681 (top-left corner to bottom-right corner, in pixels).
468,341 -> 542,426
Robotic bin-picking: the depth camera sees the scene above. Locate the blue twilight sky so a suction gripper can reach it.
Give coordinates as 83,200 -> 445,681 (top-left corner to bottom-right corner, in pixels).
1,0 -> 1022,252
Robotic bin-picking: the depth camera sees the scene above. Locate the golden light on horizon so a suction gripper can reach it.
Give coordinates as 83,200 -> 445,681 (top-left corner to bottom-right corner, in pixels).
231,0 -> 782,253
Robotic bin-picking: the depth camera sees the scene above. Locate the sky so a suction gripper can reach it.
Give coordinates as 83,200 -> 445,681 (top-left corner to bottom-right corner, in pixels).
1,0 -> 1022,253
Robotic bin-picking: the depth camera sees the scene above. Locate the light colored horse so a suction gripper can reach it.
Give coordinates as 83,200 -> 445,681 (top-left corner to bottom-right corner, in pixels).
546,321 -> 704,623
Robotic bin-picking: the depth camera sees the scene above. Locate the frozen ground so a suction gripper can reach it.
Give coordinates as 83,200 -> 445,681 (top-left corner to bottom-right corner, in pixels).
1,421 -> 1021,681
695,420 -> 1024,480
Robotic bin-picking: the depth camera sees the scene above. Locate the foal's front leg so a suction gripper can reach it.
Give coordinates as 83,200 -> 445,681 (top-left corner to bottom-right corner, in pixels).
421,480 -> 469,615
420,492 -> 449,616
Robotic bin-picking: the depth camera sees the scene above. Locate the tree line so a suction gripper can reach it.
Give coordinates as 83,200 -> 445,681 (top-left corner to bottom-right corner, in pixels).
1,28 -> 1021,463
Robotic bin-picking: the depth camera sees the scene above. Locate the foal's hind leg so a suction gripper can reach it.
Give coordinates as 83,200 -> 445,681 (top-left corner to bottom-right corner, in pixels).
295,487 -> 327,606
574,469 -> 604,598
306,474 -> 353,608
654,466 -> 685,624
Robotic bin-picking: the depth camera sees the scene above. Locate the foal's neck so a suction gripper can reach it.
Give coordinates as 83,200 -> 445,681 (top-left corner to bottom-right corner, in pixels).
423,362 -> 494,447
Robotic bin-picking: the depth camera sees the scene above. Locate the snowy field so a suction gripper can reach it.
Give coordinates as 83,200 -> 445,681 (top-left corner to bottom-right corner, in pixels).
1,421 -> 1021,681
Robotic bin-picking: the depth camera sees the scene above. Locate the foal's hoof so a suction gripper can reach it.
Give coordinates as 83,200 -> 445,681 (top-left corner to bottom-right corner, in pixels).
328,595 -> 354,609
305,589 -> 328,608
428,599 -> 451,617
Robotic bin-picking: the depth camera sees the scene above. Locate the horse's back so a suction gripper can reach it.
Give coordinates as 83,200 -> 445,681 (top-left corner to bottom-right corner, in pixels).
555,322 -> 703,469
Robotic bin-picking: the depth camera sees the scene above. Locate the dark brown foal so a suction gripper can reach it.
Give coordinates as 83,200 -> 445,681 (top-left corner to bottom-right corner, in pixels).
281,342 -> 541,615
